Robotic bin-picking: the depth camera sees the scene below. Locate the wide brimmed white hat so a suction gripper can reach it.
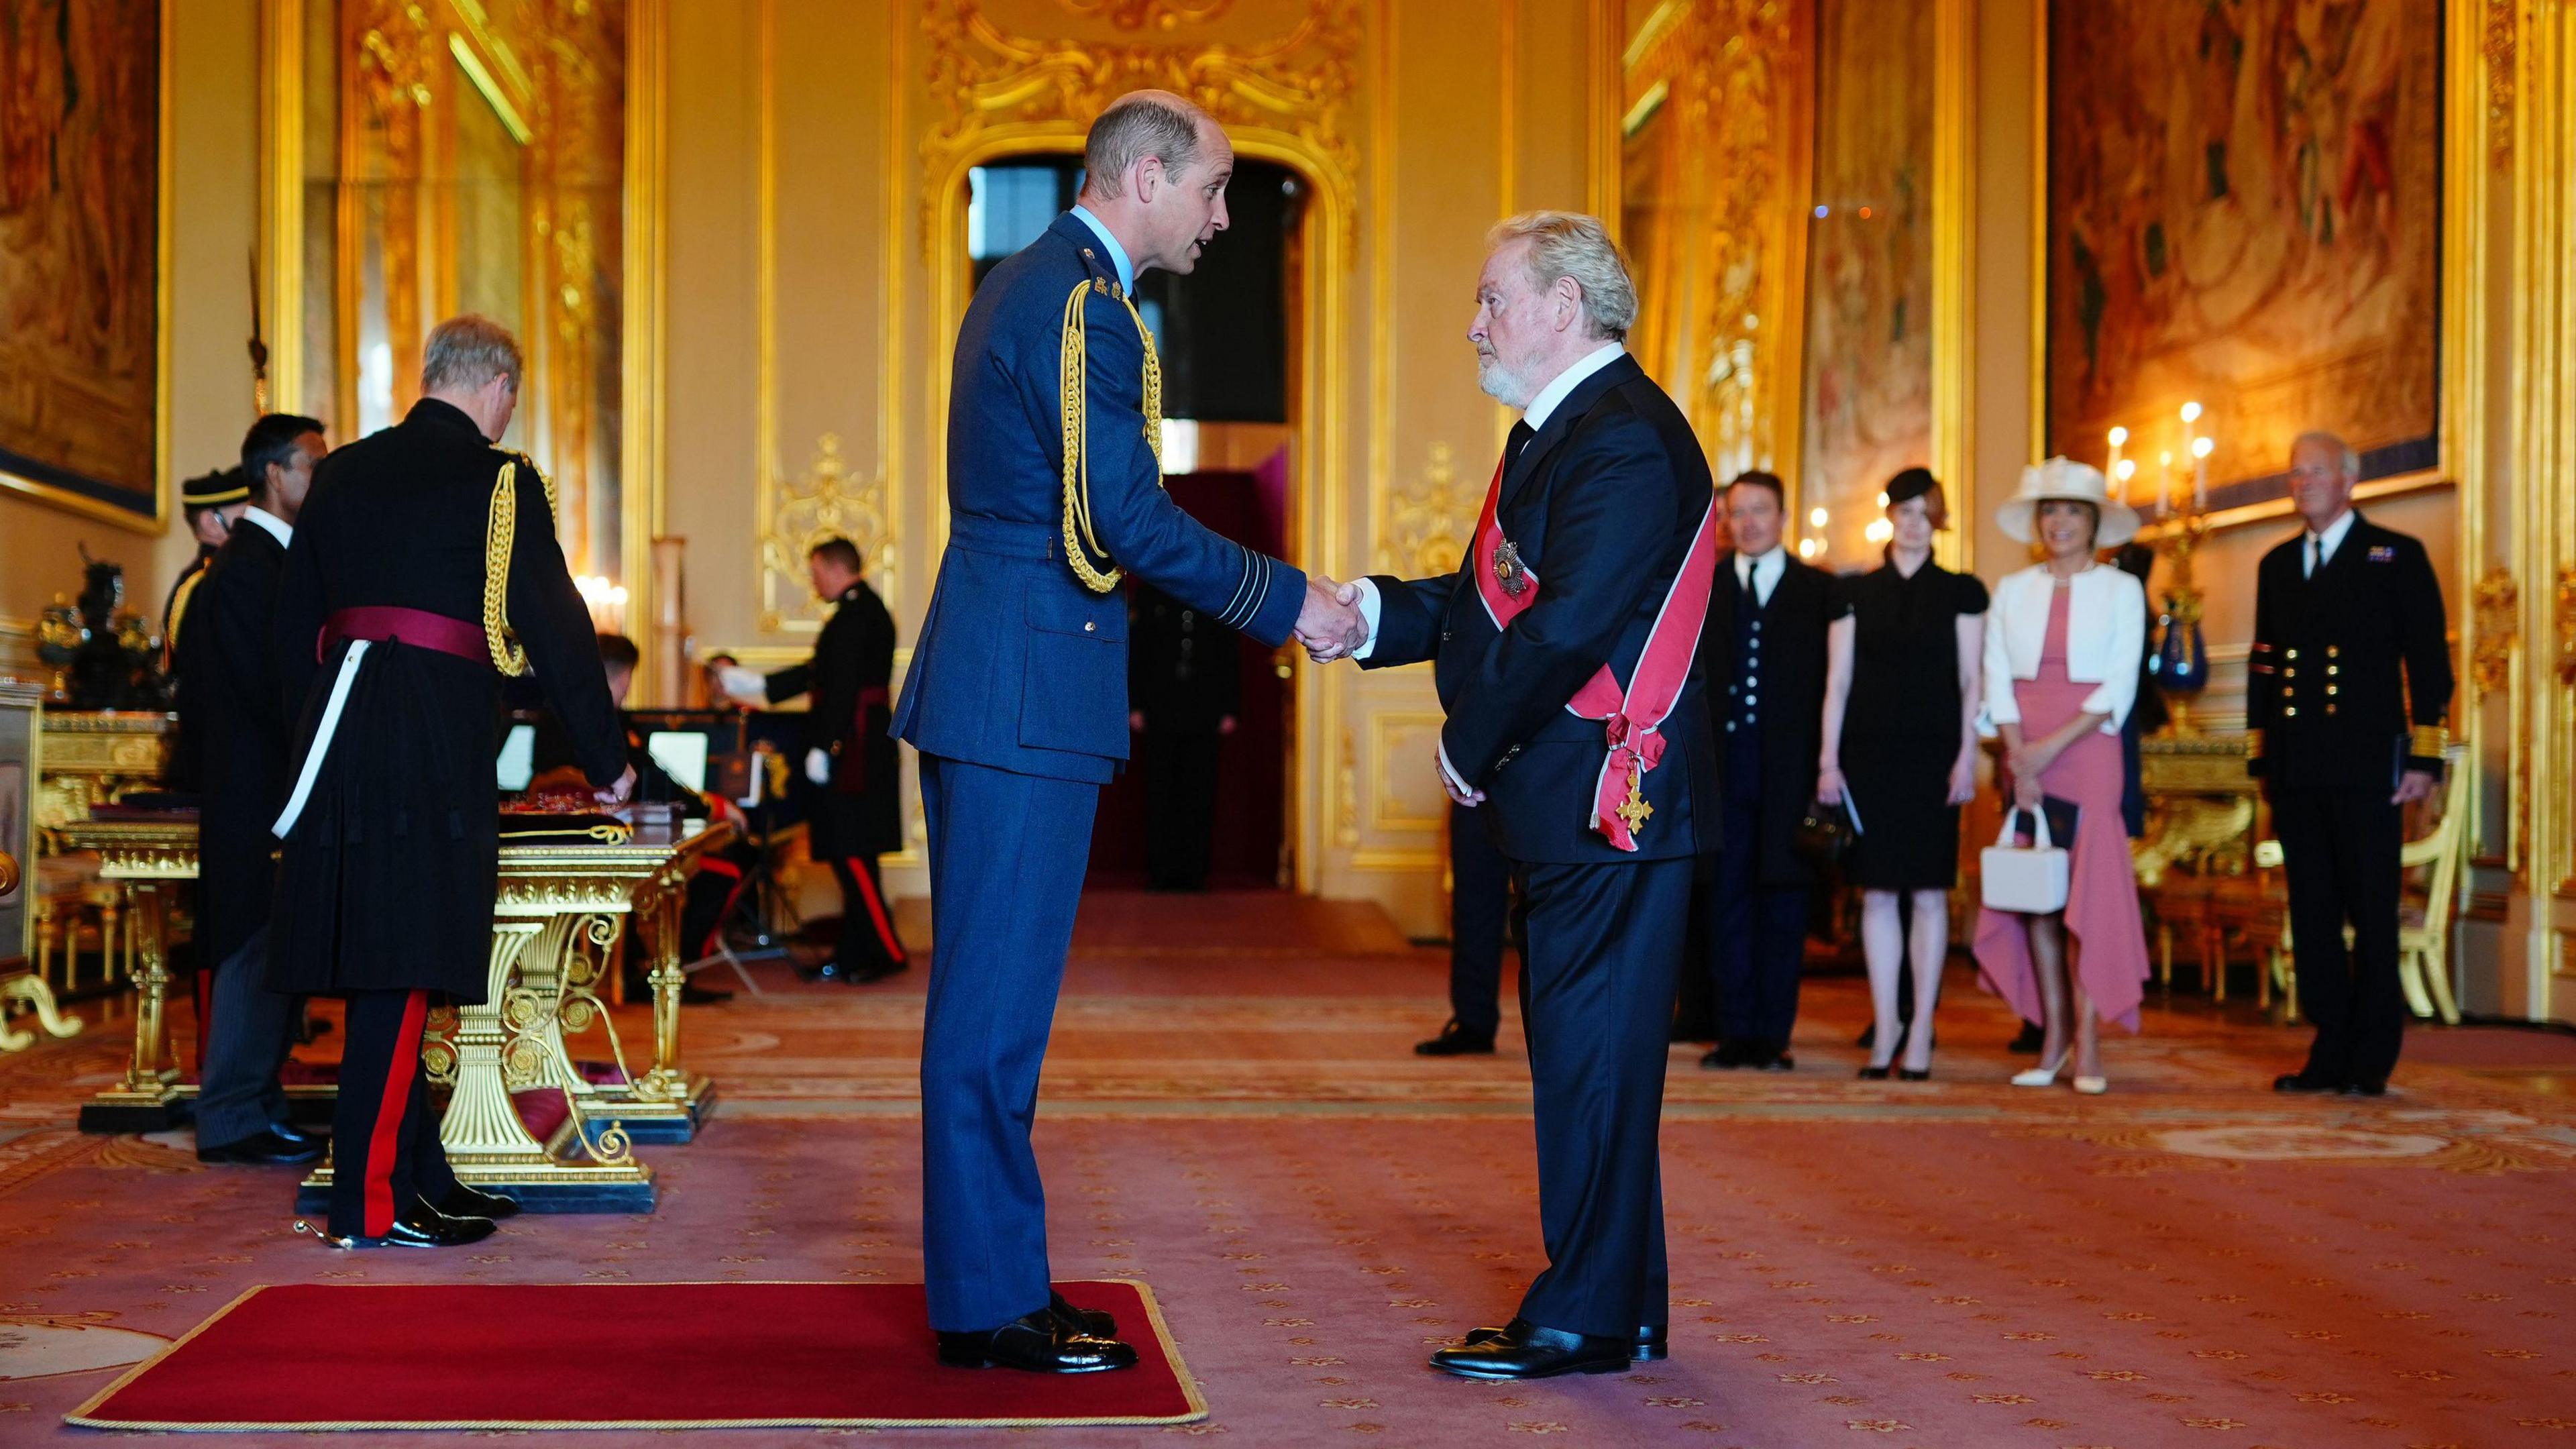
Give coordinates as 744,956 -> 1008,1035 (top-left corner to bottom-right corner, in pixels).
1994,456 -> 2141,549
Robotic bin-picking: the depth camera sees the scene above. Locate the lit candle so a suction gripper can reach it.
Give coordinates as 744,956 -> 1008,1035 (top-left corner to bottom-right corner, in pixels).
2190,434 -> 2213,513
2107,425 -> 2128,481
2114,458 -> 2137,505
2157,450 -> 2174,520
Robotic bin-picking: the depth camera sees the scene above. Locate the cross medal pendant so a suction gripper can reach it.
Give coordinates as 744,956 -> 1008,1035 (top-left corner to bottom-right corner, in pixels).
1615,763 -> 1653,835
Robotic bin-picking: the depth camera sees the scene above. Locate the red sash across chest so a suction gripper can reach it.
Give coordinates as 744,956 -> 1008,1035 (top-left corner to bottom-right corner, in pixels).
1468,448 -> 1720,851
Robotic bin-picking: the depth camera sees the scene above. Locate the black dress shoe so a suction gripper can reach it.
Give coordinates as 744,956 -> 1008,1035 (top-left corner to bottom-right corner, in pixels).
322,1204 -> 498,1250
798,958 -> 875,984
1856,1063 -> 1892,1081
197,1128 -> 326,1166
848,958 -> 908,985
439,1183 -> 523,1220
266,1121 -> 326,1149
1049,1290 -> 1116,1340
1897,1067 -> 1931,1081
1463,1318 -> 1664,1361
1701,1039 -> 1745,1069
2339,1079 -> 2387,1097
2273,1071 -> 2341,1093
1431,1321 -> 1631,1379
1759,1046 -> 1797,1071
1416,1020 -> 1496,1057
936,1309 -> 1136,1373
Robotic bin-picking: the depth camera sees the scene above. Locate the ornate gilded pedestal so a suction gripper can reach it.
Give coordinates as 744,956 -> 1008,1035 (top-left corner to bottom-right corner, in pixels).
56,816 -> 197,1132
294,820 -> 733,1215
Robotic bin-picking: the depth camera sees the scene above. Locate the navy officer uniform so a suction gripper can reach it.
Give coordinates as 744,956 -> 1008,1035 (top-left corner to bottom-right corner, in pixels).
1356,342 -> 1718,1372
2249,507 -> 2452,1095
893,205 -> 1303,1359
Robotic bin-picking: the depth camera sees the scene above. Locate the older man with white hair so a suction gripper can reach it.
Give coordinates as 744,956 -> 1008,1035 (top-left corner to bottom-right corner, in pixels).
1333,212 -> 1721,1379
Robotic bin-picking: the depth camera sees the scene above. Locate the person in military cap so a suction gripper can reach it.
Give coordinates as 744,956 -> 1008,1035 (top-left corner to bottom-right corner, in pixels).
164,466 -> 252,672
716,536 -> 906,982
173,413 -> 327,1167
892,89 -> 1364,1373
2251,431 -> 2453,1098
269,315 -> 633,1247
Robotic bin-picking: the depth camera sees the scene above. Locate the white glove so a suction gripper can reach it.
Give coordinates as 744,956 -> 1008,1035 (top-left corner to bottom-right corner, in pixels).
716,665 -> 765,704
805,747 -> 830,786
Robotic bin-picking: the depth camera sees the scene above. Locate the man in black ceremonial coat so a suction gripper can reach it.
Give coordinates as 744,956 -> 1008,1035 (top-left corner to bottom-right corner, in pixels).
718,537 -> 906,983
174,415 -> 328,1166
164,467 -> 252,682
1699,471 -> 1831,1072
270,315 -> 632,1247
2254,431 -> 2454,1098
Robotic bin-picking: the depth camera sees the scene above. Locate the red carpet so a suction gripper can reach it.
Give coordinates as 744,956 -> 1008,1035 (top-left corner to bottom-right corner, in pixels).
68,1281 -> 1202,1431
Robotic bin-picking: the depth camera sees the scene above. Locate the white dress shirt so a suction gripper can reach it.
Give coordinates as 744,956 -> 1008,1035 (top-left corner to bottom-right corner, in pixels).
1069,205 -> 1136,294
1733,545 -> 1786,607
2302,508 -> 2356,577
239,506 -> 292,547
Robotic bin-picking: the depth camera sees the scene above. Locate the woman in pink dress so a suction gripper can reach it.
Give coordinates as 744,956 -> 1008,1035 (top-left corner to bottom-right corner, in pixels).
1974,460 -> 2149,1093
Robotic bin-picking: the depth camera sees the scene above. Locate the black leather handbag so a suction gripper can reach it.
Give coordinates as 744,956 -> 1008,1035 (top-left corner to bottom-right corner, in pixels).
1790,799 -> 1857,872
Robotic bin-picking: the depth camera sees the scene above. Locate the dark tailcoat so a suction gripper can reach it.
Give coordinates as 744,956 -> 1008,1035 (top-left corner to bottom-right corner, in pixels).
896,210 -> 1306,1333
767,580 -> 901,859
1708,551 -> 1832,887
170,521 -> 292,970
1360,352 -> 1718,865
161,544 -> 217,690
268,398 -> 625,1002
2246,512 -> 2454,791
1360,350 -> 1713,1341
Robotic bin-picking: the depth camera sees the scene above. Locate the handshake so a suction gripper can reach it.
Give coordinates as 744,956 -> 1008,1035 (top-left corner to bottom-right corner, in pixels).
1295,575 -> 1371,663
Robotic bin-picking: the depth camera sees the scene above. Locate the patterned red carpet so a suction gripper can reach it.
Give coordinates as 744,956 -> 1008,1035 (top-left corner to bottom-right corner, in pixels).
2,889 -> 2573,1446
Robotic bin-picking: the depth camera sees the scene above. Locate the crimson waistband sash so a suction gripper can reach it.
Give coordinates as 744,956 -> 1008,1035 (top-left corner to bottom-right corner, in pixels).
1468,449 -> 1720,852
319,606 -> 489,666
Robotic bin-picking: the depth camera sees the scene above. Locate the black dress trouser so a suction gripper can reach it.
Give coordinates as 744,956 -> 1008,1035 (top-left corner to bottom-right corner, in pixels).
1448,802 -> 1515,1039
1513,855 -> 1689,1340
327,989 -> 456,1238
2269,786 -> 2407,1085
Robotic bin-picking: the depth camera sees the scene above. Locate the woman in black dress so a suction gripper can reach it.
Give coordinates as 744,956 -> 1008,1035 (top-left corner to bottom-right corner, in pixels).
1817,468 -> 1988,1079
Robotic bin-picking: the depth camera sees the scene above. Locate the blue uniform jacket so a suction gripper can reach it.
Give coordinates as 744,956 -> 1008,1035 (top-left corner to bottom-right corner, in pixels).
895,211 -> 1305,784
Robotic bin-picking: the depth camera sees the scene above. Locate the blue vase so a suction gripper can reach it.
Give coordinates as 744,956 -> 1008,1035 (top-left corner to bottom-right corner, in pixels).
2155,610 -> 2207,700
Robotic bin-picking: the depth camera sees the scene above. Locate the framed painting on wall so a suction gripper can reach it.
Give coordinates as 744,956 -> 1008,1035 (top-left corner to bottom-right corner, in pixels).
0,0 -> 169,529
2043,0 -> 2443,519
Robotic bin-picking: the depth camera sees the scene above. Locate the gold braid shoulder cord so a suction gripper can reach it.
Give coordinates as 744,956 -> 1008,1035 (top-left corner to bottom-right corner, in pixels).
1059,278 -> 1164,594
483,459 -> 560,677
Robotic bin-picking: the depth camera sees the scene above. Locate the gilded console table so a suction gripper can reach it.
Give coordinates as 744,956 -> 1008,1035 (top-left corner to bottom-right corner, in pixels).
57,815 -> 197,1132
295,819 -> 734,1214
34,712 -> 175,840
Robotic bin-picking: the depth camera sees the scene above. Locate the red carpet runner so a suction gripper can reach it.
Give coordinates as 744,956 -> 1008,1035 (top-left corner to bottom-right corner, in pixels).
70,1281 -> 1203,1431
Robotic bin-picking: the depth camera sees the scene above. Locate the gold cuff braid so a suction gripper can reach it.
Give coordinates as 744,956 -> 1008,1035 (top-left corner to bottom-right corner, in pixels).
1058,278 -> 1165,594
2410,724 -> 2449,760
2243,728 -> 2264,759
482,460 -> 559,678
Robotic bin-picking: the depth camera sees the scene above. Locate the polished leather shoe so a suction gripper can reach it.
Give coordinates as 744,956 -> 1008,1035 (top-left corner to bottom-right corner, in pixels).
197,1128 -> 325,1166
439,1183 -> 523,1220
323,1204 -> 497,1250
797,958 -> 859,983
1758,1044 -> 1797,1071
268,1121 -> 326,1149
1049,1290 -> 1117,1340
936,1309 -> 1136,1373
2339,1079 -> 2387,1097
1700,1039 -> 1746,1069
1416,1020 -> 1496,1057
1463,1318 -> 1664,1361
2273,1071 -> 2341,1093
1431,1321 -> 1631,1379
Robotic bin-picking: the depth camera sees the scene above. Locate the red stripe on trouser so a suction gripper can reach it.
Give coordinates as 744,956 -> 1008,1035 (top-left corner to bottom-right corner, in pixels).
698,859 -> 749,959
843,859 -> 907,964
364,990 -> 429,1236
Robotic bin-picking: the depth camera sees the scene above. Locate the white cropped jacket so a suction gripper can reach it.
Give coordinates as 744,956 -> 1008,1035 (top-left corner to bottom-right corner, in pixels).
1979,563 -> 2147,737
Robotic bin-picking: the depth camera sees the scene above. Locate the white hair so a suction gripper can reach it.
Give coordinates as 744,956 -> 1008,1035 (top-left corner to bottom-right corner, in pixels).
2291,429 -> 2360,478
1487,211 -> 1638,341
421,314 -> 522,394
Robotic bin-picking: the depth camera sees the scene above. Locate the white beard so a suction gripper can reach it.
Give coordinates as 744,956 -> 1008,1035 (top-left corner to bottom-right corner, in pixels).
1476,354 -> 1536,410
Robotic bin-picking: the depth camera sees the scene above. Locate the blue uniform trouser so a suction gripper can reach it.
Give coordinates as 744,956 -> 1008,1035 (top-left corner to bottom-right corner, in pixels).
917,752 -> 1101,1332
1711,732 -> 1807,1047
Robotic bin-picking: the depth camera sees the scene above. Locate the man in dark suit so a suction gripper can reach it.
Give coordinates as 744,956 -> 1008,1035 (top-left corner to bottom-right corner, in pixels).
721,537 -> 906,981
174,414 -> 327,1166
890,91 -> 1360,1373
272,315 -> 632,1248
1344,211 -> 1718,1380
1701,471 -> 1831,1072
2253,431 -> 2453,1097
1126,582 -> 1238,891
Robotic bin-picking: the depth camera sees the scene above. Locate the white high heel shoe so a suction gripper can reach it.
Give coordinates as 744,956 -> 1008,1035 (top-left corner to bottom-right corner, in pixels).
2072,1074 -> 2108,1095
2010,1050 -> 2071,1088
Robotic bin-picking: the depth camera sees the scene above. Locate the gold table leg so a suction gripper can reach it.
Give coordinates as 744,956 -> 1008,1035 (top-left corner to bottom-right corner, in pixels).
0,972 -> 84,1053
590,871 -> 715,1141
79,881 -> 182,1130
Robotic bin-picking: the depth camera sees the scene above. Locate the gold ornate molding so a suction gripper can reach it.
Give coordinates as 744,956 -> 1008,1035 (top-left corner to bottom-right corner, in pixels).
2488,0 -> 2518,163
2473,566 -> 2520,698
919,0 -> 1360,254
1058,0 -> 1234,30
2557,565 -> 2576,689
759,434 -> 898,635
1374,441 -> 1479,579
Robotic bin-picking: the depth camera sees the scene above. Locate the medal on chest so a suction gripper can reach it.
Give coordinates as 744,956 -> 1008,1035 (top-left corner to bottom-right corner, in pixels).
1493,539 -> 1530,598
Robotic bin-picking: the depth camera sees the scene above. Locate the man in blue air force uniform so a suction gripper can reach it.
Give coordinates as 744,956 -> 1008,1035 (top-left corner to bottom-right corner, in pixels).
893,89 -> 1364,1374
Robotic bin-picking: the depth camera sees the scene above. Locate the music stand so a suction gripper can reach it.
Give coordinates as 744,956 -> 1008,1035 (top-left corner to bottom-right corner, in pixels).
680,721 -> 796,996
